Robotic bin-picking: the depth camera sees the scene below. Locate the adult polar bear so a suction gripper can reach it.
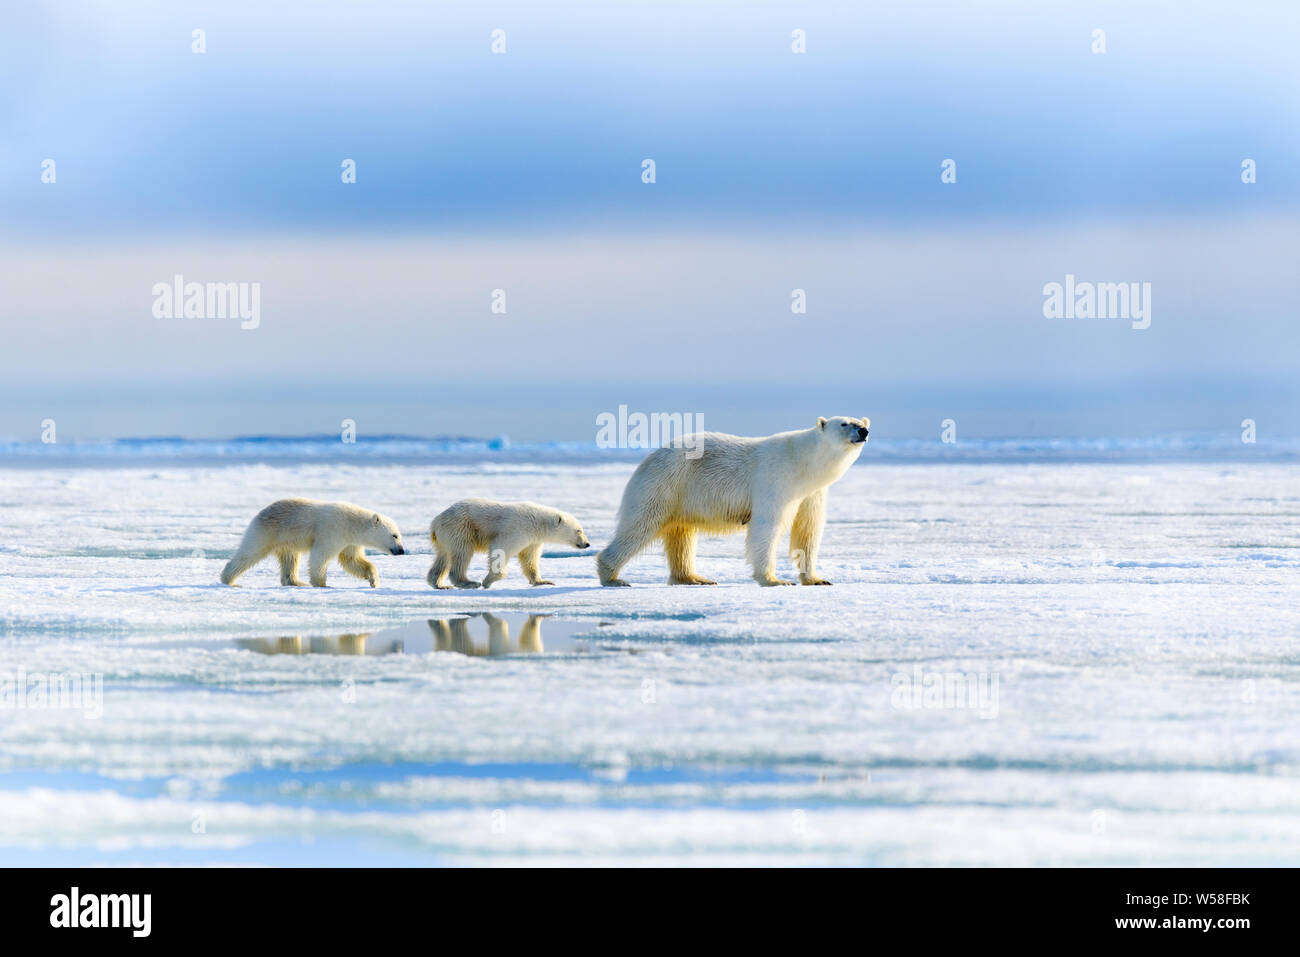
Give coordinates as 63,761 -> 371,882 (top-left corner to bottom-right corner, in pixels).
597,416 -> 869,587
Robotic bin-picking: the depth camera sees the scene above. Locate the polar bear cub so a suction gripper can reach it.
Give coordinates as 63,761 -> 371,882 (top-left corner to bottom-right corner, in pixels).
427,499 -> 590,589
220,498 -> 406,587
597,416 -> 869,587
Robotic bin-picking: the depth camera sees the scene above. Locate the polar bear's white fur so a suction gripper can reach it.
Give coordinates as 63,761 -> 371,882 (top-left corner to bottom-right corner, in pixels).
427,498 -> 590,589
597,416 -> 869,587
220,498 -> 406,587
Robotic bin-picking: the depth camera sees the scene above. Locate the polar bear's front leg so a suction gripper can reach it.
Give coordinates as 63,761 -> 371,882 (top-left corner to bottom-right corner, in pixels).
790,489 -> 831,585
307,542 -> 335,587
481,539 -> 518,588
747,500 -> 798,586
338,545 -> 378,587
518,544 -> 554,586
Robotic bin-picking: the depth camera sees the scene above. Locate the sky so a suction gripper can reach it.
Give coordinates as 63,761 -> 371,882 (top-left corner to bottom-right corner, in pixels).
1,1 -> 1297,441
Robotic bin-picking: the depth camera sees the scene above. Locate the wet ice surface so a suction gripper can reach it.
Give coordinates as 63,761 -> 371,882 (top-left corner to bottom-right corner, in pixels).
1,460 -> 1298,865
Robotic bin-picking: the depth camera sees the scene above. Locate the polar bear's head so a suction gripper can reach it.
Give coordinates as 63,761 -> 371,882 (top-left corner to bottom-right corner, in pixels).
818,416 -> 870,446
366,512 -> 407,555
548,509 -> 591,550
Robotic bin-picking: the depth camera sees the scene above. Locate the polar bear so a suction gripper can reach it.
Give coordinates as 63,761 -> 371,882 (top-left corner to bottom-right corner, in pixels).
220,498 -> 406,587
427,499 -> 590,589
597,416 -> 869,587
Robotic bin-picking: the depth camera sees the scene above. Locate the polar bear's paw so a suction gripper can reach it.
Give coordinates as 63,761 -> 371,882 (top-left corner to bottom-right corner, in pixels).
756,576 -> 797,587
669,575 -> 717,586
799,574 -> 832,586
600,578 -> 633,587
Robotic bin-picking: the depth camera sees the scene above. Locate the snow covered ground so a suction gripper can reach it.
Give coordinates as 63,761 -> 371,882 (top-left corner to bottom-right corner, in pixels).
1,456 -> 1298,865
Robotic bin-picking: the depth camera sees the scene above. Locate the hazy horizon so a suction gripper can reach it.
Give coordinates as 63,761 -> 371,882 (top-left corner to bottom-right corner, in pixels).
3,373 -> 1296,446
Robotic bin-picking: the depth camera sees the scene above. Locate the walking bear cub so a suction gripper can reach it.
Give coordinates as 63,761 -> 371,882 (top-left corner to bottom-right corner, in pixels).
221,498 -> 406,587
427,499 -> 590,589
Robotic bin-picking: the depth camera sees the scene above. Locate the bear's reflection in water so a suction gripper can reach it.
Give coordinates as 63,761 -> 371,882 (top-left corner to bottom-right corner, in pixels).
428,613 -> 551,656
236,613 -> 599,657
235,633 -> 386,655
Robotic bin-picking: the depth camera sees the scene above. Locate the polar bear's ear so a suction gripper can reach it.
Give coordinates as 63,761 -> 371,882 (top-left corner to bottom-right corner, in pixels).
861,417 -> 870,428
372,514 -> 381,525
817,417 -> 827,430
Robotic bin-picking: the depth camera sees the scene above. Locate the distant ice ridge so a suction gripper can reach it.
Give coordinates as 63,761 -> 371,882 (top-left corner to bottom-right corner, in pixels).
0,432 -> 1295,465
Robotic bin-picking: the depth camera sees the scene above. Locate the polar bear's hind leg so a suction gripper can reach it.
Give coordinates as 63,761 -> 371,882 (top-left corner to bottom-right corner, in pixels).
448,545 -> 480,588
427,550 -> 451,589
665,525 -> 716,585
597,523 -> 660,586
221,538 -> 272,586
277,548 -> 306,586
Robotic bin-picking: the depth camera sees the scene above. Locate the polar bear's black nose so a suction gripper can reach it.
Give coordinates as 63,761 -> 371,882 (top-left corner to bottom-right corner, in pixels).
392,546 -> 406,555
858,427 -> 868,439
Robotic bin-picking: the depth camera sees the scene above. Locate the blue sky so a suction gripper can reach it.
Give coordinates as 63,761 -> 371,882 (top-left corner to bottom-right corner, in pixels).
1,1 -> 1297,440
5,1 -> 1297,233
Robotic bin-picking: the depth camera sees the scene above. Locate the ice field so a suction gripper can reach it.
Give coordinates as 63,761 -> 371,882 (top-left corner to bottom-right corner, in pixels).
1,446 -> 1298,865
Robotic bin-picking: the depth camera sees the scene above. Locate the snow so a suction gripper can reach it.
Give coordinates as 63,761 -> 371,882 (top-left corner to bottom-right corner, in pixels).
1,458 -> 1298,865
